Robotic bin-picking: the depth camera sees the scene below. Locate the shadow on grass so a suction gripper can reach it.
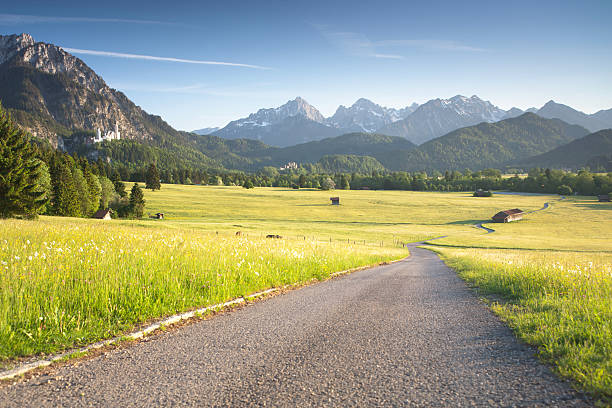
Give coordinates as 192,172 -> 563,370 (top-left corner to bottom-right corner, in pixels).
447,219 -> 488,225
574,203 -> 612,211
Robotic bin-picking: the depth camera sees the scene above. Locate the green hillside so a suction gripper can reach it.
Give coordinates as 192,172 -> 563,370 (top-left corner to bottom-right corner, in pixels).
384,113 -> 590,172
514,129 -> 612,170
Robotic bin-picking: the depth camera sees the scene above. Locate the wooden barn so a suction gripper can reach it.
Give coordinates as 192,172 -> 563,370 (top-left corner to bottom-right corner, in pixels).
93,209 -> 112,220
598,194 -> 610,202
330,197 -> 340,205
492,208 -> 523,223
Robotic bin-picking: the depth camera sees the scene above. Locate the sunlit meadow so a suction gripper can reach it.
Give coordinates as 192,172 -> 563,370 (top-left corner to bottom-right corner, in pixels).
0,218 -> 406,363
434,247 -> 612,399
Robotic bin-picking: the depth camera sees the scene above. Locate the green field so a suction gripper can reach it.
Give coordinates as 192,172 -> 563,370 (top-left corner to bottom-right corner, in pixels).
1,185 -> 610,399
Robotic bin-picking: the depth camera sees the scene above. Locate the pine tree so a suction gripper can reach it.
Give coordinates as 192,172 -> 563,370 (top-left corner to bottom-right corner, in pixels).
0,105 -> 46,218
145,163 -> 161,190
51,159 -> 81,217
111,170 -> 127,197
83,166 -> 102,215
340,174 -> 350,190
129,183 -> 145,218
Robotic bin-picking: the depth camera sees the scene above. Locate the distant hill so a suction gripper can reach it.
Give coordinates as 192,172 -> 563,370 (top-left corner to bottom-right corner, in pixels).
192,127 -> 220,135
316,155 -> 385,173
383,113 -> 590,172
259,132 -> 416,165
536,100 -> 612,132
513,129 -> 612,170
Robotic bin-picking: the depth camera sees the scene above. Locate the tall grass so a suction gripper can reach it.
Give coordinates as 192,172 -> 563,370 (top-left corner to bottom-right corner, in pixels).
0,218 -> 406,362
434,247 -> 612,400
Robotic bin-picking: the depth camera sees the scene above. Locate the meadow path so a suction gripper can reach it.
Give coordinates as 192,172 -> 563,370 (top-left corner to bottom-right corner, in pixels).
0,245 -> 590,406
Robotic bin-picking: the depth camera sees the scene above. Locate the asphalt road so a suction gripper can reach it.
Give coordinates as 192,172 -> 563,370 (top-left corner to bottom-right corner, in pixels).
0,245 -> 591,407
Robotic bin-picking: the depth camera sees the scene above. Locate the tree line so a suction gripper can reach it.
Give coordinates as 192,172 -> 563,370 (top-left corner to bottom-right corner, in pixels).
0,104 -> 146,219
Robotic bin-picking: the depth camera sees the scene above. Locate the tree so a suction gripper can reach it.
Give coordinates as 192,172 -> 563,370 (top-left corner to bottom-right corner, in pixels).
111,170 -> 127,197
243,179 -> 254,189
99,176 -> 117,209
340,174 -> 350,190
557,184 -> 573,196
51,160 -> 81,217
34,160 -> 52,214
145,163 -> 161,190
83,167 -> 102,215
72,167 -> 90,217
0,105 -> 47,218
129,183 -> 145,218
320,177 -> 336,190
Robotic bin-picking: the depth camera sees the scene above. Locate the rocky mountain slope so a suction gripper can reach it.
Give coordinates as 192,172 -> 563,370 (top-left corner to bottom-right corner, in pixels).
376,95 -> 507,145
212,97 -> 344,147
0,33 -> 183,148
325,98 -> 417,133
535,100 -> 612,132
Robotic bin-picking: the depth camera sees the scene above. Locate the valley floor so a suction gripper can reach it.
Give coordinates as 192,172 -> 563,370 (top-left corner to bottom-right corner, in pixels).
0,186 -> 610,401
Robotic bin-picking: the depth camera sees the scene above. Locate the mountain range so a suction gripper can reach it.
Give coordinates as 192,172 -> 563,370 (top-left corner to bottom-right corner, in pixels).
1,32 -> 611,174
207,94 -> 612,147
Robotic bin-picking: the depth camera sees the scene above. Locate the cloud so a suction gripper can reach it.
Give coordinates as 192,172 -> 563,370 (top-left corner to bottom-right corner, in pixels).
375,39 -> 486,52
63,48 -> 271,70
314,24 -> 486,59
0,13 -> 179,26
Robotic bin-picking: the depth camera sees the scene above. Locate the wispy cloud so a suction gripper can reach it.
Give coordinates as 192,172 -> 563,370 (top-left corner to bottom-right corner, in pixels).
63,48 -> 271,70
0,13 -> 179,26
314,24 -> 486,59
375,39 -> 486,52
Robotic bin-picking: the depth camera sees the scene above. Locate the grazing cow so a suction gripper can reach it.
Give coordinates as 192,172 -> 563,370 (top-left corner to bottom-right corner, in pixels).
266,234 -> 282,239
235,231 -> 243,236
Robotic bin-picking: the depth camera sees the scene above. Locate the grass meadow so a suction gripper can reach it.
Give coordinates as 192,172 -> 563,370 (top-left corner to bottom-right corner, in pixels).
0,184 -> 610,399
435,248 -> 611,399
0,217 -> 404,363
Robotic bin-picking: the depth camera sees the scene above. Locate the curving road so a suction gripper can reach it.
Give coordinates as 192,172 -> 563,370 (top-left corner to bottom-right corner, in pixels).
0,245 -> 590,407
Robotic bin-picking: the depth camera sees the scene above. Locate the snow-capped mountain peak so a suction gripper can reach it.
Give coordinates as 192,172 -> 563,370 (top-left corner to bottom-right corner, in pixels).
326,98 -> 418,133
241,96 -> 325,126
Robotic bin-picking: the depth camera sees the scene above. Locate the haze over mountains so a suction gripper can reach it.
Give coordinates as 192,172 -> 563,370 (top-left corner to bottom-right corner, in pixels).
1,33 -> 611,173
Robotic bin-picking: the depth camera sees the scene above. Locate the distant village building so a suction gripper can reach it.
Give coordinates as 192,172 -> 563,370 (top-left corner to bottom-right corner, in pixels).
598,194 -> 610,202
93,209 -> 112,220
279,162 -> 298,171
93,123 -> 121,143
492,209 -> 523,223
330,197 -> 340,205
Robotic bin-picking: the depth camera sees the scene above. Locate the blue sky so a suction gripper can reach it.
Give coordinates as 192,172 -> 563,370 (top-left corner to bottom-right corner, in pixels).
1,0 -> 611,130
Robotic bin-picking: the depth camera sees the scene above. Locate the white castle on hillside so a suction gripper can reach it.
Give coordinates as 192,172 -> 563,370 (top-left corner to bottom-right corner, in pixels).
93,123 -> 121,143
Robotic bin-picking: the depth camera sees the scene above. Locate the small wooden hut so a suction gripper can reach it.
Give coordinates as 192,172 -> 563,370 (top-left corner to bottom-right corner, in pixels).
598,194 -> 610,202
330,197 -> 340,205
492,208 -> 523,223
93,209 -> 112,220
